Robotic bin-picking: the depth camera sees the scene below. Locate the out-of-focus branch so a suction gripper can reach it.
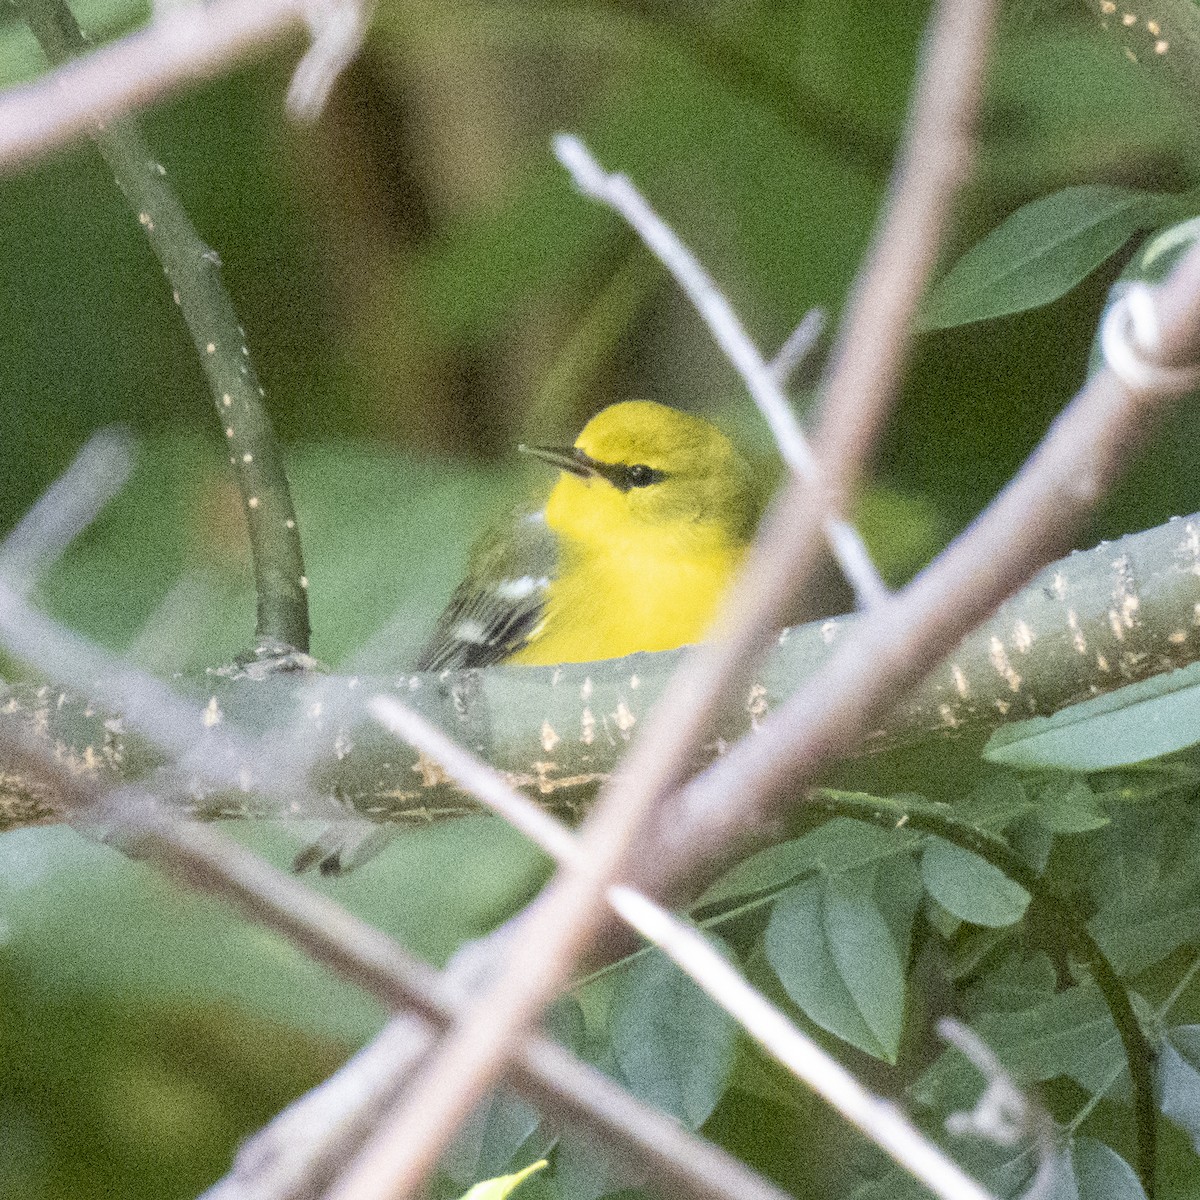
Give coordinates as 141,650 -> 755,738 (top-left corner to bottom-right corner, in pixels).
0,0 -> 318,174
938,1019 -> 1059,1200
358,695 -> 1000,1200
651,244 -> 1200,902
16,0 -> 313,655
284,0 -> 371,122
553,135 -> 887,611
341,0 -> 1001,1190
0,445 -> 790,1200
0,426 -> 135,595
202,1015 -> 434,1200
2,729 -> 792,1200
809,0 -> 995,484
7,502 -> 1200,834
609,890 -> 998,1200
767,307 -> 826,388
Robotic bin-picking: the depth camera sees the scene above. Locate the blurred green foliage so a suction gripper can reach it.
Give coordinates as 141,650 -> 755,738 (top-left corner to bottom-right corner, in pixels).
5,0 -> 1200,1197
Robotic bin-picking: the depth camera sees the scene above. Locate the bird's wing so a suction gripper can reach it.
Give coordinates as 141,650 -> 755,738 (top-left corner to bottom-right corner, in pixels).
293,509 -> 558,877
415,506 -> 558,670
292,819 -> 397,877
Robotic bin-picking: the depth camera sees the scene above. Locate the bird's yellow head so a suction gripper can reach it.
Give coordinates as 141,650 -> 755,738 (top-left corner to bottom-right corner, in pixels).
521,400 -> 756,554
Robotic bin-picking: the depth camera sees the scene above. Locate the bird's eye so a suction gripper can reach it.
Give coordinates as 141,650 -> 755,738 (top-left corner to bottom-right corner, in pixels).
624,464 -> 662,488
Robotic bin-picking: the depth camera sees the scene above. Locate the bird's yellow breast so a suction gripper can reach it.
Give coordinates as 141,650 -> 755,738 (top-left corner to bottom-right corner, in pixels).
507,528 -> 743,666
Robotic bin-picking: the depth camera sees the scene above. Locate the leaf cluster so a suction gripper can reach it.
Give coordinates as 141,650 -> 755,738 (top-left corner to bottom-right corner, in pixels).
431,758 -> 1200,1200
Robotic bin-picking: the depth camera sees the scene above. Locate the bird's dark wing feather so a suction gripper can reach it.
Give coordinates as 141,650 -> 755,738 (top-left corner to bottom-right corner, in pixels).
294,507 -> 559,877
415,506 -> 558,670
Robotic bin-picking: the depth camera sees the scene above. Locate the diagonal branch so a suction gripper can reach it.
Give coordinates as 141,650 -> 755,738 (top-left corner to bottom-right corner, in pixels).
310,0 -> 1003,1192
0,0 -> 306,173
649,246 -> 1200,906
1,724 -> 792,1200
365,694 -> 1001,1200
7,500 -> 1200,836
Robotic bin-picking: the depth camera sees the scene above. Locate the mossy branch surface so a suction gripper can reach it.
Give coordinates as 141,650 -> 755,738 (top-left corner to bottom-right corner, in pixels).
4,511 -> 1200,835
14,0 -> 311,654
810,787 -> 1159,1196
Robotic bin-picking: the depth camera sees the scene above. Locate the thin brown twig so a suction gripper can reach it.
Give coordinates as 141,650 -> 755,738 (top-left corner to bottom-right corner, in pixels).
325,229 -> 1200,1200
553,135 -> 887,610
0,546 -> 781,1200
320,0 -> 1000,1192
809,0 -> 994,484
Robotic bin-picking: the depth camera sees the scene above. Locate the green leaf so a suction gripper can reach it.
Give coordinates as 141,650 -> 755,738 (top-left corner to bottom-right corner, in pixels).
874,854 -> 925,965
699,818 -> 919,907
608,938 -> 738,1128
764,870 -> 907,1062
446,999 -> 582,1186
851,1131 -> 1143,1200
852,1135 -> 1056,1200
955,772 -> 1036,831
551,1137 -> 623,1200
920,838 -> 1031,928
457,1160 -> 548,1200
1033,778 -> 1110,834
914,982 -> 1124,1109
984,661 -> 1200,771
1071,1137 -> 1147,1200
1088,878 -> 1200,977
922,185 -> 1173,331
1159,1026 -> 1200,1152
968,950 -> 1057,1012
444,1089 -> 541,1188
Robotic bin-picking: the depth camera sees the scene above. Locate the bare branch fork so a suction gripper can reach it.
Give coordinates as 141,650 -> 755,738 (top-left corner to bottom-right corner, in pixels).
0,726 -> 789,1200
368,695 -> 1002,1200
0,426 -> 788,1200
3,2 -> 1199,1200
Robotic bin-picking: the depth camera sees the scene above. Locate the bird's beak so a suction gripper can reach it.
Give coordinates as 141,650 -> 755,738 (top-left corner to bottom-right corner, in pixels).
518,444 -> 597,478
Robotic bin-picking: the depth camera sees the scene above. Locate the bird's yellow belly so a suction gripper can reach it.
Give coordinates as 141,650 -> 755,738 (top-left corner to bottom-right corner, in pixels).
508,546 -> 741,666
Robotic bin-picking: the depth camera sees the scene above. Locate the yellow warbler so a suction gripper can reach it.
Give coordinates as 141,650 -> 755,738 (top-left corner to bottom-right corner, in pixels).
295,400 -> 755,875
418,399 -> 756,669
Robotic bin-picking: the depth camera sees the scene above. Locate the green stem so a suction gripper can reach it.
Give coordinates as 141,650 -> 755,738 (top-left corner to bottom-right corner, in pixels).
15,0 -> 311,656
810,788 -> 1159,1198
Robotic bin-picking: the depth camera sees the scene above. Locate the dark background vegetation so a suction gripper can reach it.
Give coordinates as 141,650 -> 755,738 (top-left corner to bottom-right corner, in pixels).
3,1 -> 1200,1198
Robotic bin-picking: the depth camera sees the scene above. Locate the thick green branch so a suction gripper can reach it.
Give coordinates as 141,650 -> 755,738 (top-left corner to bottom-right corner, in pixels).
3,510 -> 1200,835
810,787 -> 1159,1196
14,0 -> 311,654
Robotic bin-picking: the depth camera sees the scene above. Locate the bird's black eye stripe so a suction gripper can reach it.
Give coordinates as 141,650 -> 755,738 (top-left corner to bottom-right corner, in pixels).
586,459 -> 667,490
618,463 -> 665,490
